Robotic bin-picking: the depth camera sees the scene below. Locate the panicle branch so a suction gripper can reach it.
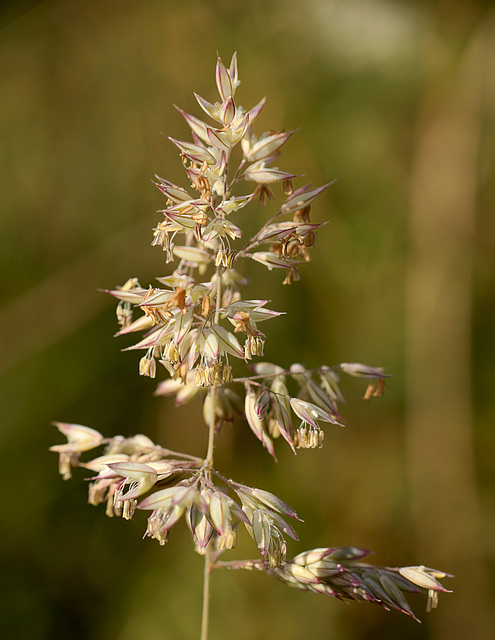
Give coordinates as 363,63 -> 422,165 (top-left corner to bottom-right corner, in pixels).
271,548 -> 452,621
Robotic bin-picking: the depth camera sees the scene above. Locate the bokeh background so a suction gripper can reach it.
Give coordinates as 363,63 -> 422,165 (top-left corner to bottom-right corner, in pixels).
1,1 -> 495,638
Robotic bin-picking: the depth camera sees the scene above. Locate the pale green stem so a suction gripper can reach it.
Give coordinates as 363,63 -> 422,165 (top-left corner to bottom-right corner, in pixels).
199,267 -> 224,640
204,381 -> 218,468
200,549 -> 213,640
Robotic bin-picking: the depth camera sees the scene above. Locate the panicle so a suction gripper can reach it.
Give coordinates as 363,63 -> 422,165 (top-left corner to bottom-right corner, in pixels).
100,51 -> 330,386
50,52 -> 451,626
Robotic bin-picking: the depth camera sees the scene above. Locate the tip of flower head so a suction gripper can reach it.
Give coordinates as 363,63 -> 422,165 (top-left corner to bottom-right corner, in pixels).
399,566 -> 453,593
339,363 -> 392,379
281,181 -> 335,215
50,422 -> 103,452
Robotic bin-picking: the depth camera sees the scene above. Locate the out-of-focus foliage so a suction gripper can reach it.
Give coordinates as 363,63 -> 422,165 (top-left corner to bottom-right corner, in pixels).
1,1 -> 494,639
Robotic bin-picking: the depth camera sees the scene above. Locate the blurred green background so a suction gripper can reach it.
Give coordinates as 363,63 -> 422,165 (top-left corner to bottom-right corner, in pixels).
1,0 -> 495,638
